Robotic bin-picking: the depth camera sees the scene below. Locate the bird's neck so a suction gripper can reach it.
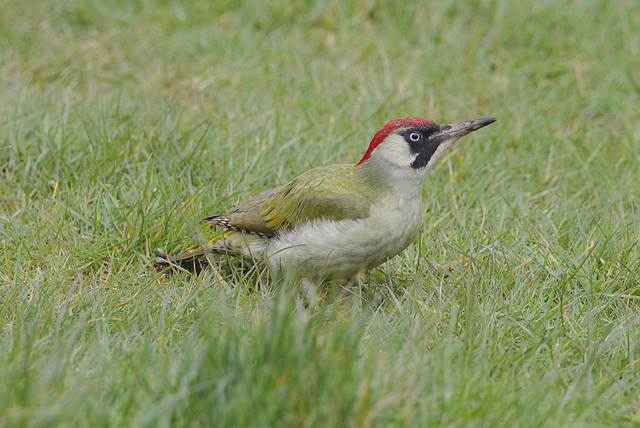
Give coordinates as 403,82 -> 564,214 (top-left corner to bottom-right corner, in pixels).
355,156 -> 429,201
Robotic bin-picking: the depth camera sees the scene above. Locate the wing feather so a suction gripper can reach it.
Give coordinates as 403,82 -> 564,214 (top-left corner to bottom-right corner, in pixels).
204,164 -> 375,236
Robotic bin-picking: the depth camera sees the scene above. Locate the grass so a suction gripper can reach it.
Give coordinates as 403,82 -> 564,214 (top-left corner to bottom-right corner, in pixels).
1,0 -> 640,425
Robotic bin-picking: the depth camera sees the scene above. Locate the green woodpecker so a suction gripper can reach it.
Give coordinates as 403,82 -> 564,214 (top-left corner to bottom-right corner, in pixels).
156,116 -> 496,284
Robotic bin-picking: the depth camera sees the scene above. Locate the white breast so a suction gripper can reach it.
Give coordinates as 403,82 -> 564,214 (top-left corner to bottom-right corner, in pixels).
265,197 -> 423,281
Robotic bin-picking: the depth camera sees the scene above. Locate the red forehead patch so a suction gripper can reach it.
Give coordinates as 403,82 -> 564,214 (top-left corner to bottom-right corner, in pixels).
355,117 -> 436,166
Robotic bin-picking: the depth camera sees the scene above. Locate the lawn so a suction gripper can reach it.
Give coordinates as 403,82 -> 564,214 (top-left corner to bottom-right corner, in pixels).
1,0 -> 640,426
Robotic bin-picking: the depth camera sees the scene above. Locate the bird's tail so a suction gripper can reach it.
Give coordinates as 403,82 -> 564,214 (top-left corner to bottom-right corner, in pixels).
154,230 -> 266,267
154,232 -> 229,266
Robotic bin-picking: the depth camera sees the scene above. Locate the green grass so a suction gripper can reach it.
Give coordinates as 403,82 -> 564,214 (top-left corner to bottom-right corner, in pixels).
2,0 -> 640,425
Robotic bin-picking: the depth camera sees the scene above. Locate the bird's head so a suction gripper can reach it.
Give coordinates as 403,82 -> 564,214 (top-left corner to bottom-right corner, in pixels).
355,117 -> 496,173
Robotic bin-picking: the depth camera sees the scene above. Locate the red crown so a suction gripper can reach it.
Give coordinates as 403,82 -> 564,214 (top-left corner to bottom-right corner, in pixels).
356,117 -> 435,166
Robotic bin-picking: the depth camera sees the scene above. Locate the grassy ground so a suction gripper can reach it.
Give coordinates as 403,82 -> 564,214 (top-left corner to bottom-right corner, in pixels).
2,0 -> 640,425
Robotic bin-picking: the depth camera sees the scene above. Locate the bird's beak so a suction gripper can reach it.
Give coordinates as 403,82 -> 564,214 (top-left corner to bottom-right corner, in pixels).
436,117 -> 496,141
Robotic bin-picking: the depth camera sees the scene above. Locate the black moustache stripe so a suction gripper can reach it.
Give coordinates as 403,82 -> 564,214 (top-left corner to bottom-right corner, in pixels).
410,142 -> 439,169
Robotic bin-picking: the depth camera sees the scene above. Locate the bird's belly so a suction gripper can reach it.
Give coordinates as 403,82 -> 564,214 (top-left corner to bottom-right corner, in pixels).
266,209 -> 422,281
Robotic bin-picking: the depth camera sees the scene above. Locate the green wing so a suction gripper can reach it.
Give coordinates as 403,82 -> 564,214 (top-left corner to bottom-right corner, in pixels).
204,164 -> 375,236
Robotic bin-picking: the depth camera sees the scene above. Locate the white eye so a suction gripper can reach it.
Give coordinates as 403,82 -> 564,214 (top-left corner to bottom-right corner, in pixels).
409,132 -> 422,142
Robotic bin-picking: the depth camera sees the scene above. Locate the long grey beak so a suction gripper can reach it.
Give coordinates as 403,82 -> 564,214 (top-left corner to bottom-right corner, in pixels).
437,117 -> 496,140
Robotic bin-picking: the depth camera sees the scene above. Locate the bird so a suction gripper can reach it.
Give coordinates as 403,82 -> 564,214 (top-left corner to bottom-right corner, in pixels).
155,116 -> 496,288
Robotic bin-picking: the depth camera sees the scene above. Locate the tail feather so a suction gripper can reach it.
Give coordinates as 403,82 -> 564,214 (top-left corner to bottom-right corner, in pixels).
154,232 -> 227,266
154,247 -> 208,265
154,230 -> 267,267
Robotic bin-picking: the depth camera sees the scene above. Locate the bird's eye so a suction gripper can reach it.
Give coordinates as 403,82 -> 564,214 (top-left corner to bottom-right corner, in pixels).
409,132 -> 422,142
